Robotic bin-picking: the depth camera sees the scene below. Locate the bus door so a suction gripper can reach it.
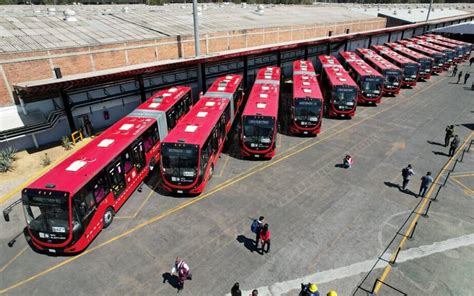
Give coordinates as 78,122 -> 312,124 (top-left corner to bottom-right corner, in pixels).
107,159 -> 126,199
131,140 -> 146,174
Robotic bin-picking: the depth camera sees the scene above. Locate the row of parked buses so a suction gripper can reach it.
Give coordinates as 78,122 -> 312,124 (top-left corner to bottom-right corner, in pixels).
7,35 -> 471,254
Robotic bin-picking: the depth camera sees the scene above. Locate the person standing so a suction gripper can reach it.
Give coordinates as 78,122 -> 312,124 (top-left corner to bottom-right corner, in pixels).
231,283 -> 242,296
444,125 -> 454,147
251,289 -> 259,296
464,72 -> 471,84
301,283 -> 320,296
457,71 -> 463,84
470,57 -> 474,67
343,155 -> 353,168
251,216 -> 264,251
171,257 -> 191,292
259,223 -> 271,254
449,135 -> 460,157
401,164 -> 415,192
418,172 -> 434,198
452,64 -> 458,77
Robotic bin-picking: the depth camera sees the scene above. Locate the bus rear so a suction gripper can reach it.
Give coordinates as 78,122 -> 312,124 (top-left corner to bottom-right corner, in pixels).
240,67 -> 280,158
289,60 -> 323,135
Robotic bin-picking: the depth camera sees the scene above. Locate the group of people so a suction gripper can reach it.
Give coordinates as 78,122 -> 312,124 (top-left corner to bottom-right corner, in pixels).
452,65 -> 471,85
401,164 -> 434,198
230,282 -> 338,296
251,216 -> 271,254
445,125 -> 460,157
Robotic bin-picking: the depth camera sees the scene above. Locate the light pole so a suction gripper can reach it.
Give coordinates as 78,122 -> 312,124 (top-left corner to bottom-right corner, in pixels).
426,0 -> 433,22
192,0 -> 200,57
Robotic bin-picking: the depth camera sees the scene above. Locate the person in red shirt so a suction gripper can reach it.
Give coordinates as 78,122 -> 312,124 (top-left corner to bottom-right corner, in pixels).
259,223 -> 271,254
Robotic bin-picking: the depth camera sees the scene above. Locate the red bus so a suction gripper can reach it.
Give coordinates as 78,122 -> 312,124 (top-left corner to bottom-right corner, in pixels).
355,48 -> 402,96
288,60 -> 324,135
318,55 -> 359,119
416,36 -> 464,63
16,86 -> 193,254
339,51 -> 384,104
371,45 -> 419,87
385,42 -> 434,80
160,75 -> 244,195
240,67 -> 280,158
398,40 -> 447,73
424,34 -> 472,60
408,38 -> 456,67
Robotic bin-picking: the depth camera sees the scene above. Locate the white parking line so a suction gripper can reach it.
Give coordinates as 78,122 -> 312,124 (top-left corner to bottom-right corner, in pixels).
230,233 -> 474,296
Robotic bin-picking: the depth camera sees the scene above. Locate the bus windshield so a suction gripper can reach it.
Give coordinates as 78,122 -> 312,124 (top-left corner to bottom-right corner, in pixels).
242,116 -> 275,150
455,48 -> 463,57
445,51 -> 454,61
23,192 -> 70,239
333,86 -> 357,106
433,55 -> 444,66
294,98 -> 322,124
161,144 -> 199,183
361,76 -> 383,94
403,64 -> 418,78
420,59 -> 432,72
383,70 -> 401,86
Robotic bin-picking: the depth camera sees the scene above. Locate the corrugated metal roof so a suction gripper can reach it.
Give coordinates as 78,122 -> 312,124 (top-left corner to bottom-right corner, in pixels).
431,21 -> 474,34
0,4 -> 384,53
352,7 -> 470,23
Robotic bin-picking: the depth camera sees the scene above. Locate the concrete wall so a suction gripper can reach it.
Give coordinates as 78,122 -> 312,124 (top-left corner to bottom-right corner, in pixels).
0,18 -> 386,107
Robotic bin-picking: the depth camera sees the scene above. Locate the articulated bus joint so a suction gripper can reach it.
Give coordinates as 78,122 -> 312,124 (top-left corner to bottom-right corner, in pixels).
3,198 -> 22,222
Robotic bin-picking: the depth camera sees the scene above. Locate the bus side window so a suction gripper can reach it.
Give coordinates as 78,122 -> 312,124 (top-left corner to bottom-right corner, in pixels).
122,149 -> 133,174
224,105 -> 231,126
184,93 -> 191,113
201,139 -> 211,174
74,187 -> 96,227
166,109 -> 177,130
212,129 -> 219,153
143,124 -> 159,152
233,89 -> 239,111
91,171 -> 110,204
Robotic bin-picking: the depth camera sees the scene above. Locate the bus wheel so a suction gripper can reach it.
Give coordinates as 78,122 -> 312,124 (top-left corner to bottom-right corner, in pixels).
103,207 -> 115,228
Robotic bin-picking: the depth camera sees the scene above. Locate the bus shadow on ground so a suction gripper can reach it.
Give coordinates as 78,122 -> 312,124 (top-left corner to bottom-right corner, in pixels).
461,123 -> 474,131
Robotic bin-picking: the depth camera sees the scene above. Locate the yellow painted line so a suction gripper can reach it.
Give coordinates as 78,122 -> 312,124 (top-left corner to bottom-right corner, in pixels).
450,172 -> 474,178
374,132 -> 474,294
0,75 -> 450,293
0,247 -> 27,273
116,189 -> 154,220
214,155 -> 230,178
0,138 -> 92,205
450,176 -> 474,193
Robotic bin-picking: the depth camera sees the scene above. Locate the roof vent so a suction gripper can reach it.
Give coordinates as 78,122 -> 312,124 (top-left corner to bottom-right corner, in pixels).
63,9 -> 78,22
241,2 -> 247,8
264,75 -> 272,79
257,4 -> 264,15
205,101 -> 216,107
225,75 -> 233,79
303,88 -> 311,93
168,87 -> 178,92
257,103 -> 266,109
162,93 -> 171,97
197,111 -> 208,118
302,75 -> 308,80
98,139 -> 115,147
122,6 -> 129,13
66,160 -> 87,172
302,81 -> 310,86
47,7 -> 56,15
120,124 -> 134,131
149,102 -> 160,108
45,183 -> 56,189
259,93 -> 268,98
185,125 -> 198,133
262,86 -> 270,90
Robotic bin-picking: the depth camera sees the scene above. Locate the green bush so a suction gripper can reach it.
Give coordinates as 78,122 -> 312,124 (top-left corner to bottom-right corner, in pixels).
0,147 -> 16,173
61,136 -> 72,150
41,153 -> 51,167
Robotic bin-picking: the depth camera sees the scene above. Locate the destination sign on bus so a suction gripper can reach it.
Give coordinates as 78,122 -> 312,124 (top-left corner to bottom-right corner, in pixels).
246,119 -> 273,126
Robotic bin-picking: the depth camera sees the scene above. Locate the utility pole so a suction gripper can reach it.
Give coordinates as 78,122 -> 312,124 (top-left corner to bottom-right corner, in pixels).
192,0 -> 200,57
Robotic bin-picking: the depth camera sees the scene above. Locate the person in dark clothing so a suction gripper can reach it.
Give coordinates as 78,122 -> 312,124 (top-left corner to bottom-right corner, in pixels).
464,72 -> 471,84
401,164 -> 415,192
253,216 -> 264,250
449,135 -> 460,157
419,172 -> 434,198
470,57 -> 474,67
452,64 -> 458,77
231,283 -> 242,296
259,223 -> 271,254
457,71 -> 463,84
444,125 -> 454,147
